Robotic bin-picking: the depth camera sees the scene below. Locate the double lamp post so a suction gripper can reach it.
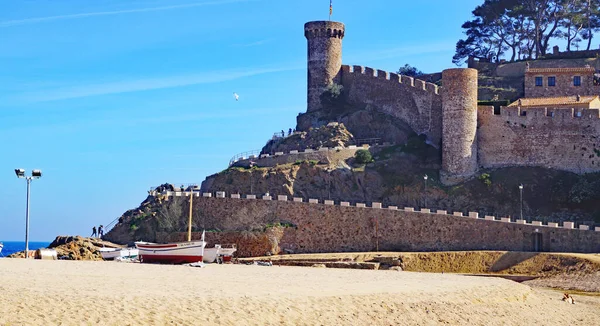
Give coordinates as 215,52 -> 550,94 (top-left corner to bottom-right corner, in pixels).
15,168 -> 42,258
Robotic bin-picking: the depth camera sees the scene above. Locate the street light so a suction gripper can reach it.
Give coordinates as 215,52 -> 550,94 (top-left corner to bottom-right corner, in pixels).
519,184 -> 524,222
15,168 -> 42,259
423,174 -> 428,208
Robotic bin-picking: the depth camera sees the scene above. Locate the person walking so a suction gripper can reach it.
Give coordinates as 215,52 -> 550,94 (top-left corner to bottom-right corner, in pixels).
98,225 -> 104,238
91,226 -> 97,238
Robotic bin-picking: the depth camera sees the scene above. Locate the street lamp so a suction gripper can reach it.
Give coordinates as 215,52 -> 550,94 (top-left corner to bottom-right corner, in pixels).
519,184 -> 524,222
423,174 -> 428,208
15,168 -> 42,259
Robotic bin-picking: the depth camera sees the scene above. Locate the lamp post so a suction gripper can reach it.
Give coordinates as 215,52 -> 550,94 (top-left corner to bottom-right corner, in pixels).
519,184 -> 524,222
15,169 -> 42,259
423,174 -> 428,208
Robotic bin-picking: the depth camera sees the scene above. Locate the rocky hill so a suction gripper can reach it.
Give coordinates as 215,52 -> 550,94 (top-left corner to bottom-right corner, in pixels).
8,236 -> 122,260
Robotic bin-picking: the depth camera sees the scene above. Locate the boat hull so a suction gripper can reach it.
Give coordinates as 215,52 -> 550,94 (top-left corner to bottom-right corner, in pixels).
99,248 -> 139,260
203,247 -> 220,263
135,241 -> 206,264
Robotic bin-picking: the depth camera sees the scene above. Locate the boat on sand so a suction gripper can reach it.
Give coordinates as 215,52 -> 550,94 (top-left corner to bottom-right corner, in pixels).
135,189 -> 207,264
99,247 -> 139,260
202,244 -> 237,263
135,241 -> 206,264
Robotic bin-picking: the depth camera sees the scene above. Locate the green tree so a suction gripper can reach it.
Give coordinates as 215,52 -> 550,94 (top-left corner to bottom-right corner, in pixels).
354,149 -> 373,164
397,64 -> 424,77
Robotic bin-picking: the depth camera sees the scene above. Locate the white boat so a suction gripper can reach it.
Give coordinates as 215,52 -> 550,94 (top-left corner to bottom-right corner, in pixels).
99,247 -> 139,260
202,244 -> 237,263
217,244 -> 237,263
0,242 -> 3,255
203,245 -> 221,263
135,240 -> 206,264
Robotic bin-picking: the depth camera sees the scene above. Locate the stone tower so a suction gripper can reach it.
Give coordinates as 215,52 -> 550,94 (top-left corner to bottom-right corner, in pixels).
440,68 -> 478,185
304,21 -> 345,113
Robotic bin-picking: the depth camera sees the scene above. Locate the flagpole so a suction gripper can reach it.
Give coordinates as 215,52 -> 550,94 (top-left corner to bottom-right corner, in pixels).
187,189 -> 193,242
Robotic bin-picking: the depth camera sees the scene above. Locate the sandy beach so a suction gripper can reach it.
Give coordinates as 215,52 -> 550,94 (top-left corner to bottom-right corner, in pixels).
0,259 -> 598,325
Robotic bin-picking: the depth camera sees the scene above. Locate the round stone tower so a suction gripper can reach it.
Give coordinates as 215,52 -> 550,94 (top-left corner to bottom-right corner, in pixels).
304,21 -> 345,113
440,68 -> 478,185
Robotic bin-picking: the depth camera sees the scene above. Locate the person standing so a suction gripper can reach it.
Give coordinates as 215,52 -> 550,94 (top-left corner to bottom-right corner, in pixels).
91,226 -> 97,238
98,225 -> 104,238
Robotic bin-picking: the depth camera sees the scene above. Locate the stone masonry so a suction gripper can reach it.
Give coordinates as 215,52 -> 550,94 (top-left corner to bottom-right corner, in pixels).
173,196 -> 600,254
302,20 -> 600,183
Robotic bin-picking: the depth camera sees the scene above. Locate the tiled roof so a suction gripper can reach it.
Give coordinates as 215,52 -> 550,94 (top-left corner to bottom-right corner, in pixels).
508,95 -> 598,107
526,67 -> 596,73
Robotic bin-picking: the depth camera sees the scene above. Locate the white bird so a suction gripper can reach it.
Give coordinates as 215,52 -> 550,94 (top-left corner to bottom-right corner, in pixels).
233,92 -> 239,101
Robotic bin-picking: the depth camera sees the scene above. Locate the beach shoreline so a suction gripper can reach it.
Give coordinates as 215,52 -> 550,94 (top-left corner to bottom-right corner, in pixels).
0,259 -> 598,325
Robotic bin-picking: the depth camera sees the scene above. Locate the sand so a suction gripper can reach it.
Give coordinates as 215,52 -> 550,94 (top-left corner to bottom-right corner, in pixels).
0,259 -> 598,326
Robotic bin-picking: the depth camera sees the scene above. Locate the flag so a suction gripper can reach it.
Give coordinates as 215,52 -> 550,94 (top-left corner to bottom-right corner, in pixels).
329,0 -> 333,16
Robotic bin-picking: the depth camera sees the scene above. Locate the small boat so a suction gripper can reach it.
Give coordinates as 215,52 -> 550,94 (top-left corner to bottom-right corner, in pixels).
202,244 -> 237,263
135,240 -> 206,264
0,242 -> 3,255
99,247 -> 139,260
217,244 -> 237,263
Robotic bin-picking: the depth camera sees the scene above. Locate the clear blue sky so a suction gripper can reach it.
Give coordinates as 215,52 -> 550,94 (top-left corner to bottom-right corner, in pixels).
0,0 -> 481,241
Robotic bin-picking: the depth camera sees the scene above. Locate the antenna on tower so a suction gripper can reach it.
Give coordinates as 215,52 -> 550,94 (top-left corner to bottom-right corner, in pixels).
329,0 -> 332,21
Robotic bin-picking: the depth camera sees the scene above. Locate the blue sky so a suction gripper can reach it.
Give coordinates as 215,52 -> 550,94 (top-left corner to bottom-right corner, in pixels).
0,0 -> 481,241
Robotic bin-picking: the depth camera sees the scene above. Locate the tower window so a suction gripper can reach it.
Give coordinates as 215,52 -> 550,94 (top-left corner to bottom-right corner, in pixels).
535,76 -> 543,86
574,76 -> 581,86
548,76 -> 556,86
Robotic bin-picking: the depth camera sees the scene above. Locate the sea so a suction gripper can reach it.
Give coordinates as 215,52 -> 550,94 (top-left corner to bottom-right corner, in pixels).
0,241 -> 51,257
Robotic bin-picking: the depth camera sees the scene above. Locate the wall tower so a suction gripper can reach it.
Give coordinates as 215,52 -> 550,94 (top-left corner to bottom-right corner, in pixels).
304,21 -> 345,113
440,68 -> 478,185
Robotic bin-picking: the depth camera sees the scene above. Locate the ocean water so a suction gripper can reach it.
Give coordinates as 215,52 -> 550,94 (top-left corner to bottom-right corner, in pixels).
0,241 -> 51,257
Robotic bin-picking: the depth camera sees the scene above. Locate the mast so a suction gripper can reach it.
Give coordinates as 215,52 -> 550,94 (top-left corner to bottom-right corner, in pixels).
187,189 -> 193,242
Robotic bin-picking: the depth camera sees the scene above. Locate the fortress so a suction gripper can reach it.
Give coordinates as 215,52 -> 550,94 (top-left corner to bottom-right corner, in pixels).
299,21 -> 600,185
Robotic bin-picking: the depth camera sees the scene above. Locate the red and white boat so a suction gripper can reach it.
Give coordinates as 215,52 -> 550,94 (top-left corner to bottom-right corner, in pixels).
202,244 -> 237,263
135,240 -> 206,264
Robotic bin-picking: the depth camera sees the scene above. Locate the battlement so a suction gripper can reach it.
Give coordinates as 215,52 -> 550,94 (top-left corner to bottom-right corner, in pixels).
304,21 -> 345,39
478,106 -> 600,120
341,65 -> 440,95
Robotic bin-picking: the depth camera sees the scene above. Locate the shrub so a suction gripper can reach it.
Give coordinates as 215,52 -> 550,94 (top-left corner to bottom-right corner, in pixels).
324,82 -> 344,98
478,173 -> 492,187
354,149 -> 373,164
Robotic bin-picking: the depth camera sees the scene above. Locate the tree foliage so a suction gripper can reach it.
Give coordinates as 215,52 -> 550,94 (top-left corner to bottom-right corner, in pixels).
397,64 -> 424,77
354,149 -> 373,164
454,0 -> 600,65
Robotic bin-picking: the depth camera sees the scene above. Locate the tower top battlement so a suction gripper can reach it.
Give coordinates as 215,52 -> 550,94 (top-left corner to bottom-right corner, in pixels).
304,21 -> 345,39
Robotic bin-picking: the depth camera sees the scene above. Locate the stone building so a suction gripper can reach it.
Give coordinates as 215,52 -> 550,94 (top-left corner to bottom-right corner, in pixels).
508,95 -> 600,110
524,66 -> 598,98
299,20 -> 600,185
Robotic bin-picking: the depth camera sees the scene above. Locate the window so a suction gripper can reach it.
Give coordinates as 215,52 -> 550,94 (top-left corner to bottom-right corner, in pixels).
535,76 -> 543,86
574,76 -> 581,86
548,76 -> 556,86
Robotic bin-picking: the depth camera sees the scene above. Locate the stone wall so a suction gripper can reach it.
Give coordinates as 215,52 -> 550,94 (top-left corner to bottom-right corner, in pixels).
339,65 -> 443,147
441,68 -> 478,185
478,106 -> 600,173
305,21 -> 345,113
158,194 -> 599,254
524,70 -> 597,98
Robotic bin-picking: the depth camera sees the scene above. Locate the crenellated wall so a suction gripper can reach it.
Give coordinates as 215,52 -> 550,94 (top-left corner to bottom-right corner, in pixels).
340,65 -> 443,147
478,106 -> 600,173
149,191 -> 600,253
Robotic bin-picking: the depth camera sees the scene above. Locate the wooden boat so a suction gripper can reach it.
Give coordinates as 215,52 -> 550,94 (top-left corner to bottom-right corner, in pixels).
217,244 -> 237,263
135,190 -> 211,264
135,240 -> 206,264
202,244 -> 237,263
99,247 -> 139,260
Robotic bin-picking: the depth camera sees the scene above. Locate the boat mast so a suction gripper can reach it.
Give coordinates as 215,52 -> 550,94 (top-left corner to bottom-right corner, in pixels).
187,189 -> 193,242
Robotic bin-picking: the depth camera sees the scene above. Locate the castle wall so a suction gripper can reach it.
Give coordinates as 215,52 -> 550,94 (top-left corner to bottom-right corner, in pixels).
478,106 -> 600,173
340,65 -> 443,146
160,196 -> 599,253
